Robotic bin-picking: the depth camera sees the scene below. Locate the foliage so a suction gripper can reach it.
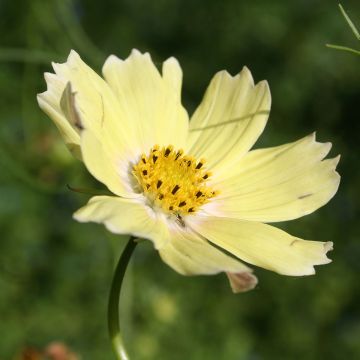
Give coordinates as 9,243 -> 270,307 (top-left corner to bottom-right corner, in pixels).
327,4 -> 360,55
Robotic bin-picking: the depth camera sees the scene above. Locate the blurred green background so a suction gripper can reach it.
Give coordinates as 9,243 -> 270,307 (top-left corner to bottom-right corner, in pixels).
0,0 -> 359,359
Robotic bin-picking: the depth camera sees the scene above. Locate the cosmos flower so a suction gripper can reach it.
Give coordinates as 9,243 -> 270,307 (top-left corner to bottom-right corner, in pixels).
37,50 -> 340,293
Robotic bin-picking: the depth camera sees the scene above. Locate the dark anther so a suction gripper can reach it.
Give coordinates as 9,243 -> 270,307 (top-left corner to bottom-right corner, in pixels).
165,148 -> 171,157
159,194 -> 164,200
146,184 -> 150,189
153,155 -> 158,163
142,158 -> 146,164
175,152 -> 181,160
179,201 -> 186,207
157,180 -> 162,189
188,207 -> 194,213
142,170 -> 148,176
196,191 -> 203,198
172,185 -> 180,194
196,162 -> 203,169
203,174 -> 209,179
187,160 -> 192,167
169,206 -> 174,210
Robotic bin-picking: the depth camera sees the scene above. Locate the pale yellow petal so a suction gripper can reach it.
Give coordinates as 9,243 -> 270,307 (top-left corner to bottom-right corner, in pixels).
159,225 -> 252,276
79,129 -> 136,197
102,50 -> 189,151
37,72 -> 81,156
38,50 -> 145,164
162,57 -> 183,101
60,52 -> 142,156
187,68 -> 271,172
189,216 -> 333,276
208,134 -> 340,222
73,196 -> 168,249
42,50 -> 156,196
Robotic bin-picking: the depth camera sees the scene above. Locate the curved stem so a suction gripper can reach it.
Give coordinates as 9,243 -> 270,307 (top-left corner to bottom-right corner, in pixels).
108,236 -> 137,360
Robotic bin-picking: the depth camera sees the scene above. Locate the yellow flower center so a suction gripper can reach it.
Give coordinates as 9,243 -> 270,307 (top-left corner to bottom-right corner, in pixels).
133,145 -> 218,217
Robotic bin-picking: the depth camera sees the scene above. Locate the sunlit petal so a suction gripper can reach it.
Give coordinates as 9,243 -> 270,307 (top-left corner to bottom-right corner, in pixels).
189,216 -> 333,276
159,224 -> 253,277
103,50 -> 188,151
74,196 -> 168,249
187,68 -> 271,173
208,133 -> 340,222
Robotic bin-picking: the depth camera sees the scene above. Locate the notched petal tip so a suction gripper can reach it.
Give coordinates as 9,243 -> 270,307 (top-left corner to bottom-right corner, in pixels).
162,57 -> 184,97
309,131 -> 316,139
332,155 -> 341,167
226,271 -> 258,293
51,50 -> 83,75
105,54 -> 122,64
325,156 -> 341,184
64,50 -> 82,67
309,241 -> 334,275
72,211 -> 83,223
69,49 -> 80,58
324,241 -> 334,255
36,92 -> 45,104
163,56 -> 181,71
239,66 -> 255,86
254,80 -> 272,109
256,79 -> 270,92
261,78 -> 271,89
310,131 -> 333,153
240,65 -> 251,74
164,56 -> 179,63
37,73 -> 59,99
218,67 -> 255,86
294,132 -> 333,161
102,54 -> 123,75
130,48 -> 142,56
214,69 -> 233,80
162,56 -> 182,75
129,48 -> 152,62
324,141 -> 333,153
43,71 -> 56,83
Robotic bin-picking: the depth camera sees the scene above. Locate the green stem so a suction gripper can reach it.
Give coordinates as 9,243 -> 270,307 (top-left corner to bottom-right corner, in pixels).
108,236 -> 137,360
326,44 -> 360,56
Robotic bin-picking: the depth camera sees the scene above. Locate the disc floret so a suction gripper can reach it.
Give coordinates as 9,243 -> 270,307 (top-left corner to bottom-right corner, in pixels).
133,145 -> 217,216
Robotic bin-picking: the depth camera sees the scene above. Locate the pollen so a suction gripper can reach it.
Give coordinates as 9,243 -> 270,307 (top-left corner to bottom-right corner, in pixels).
133,145 -> 218,216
